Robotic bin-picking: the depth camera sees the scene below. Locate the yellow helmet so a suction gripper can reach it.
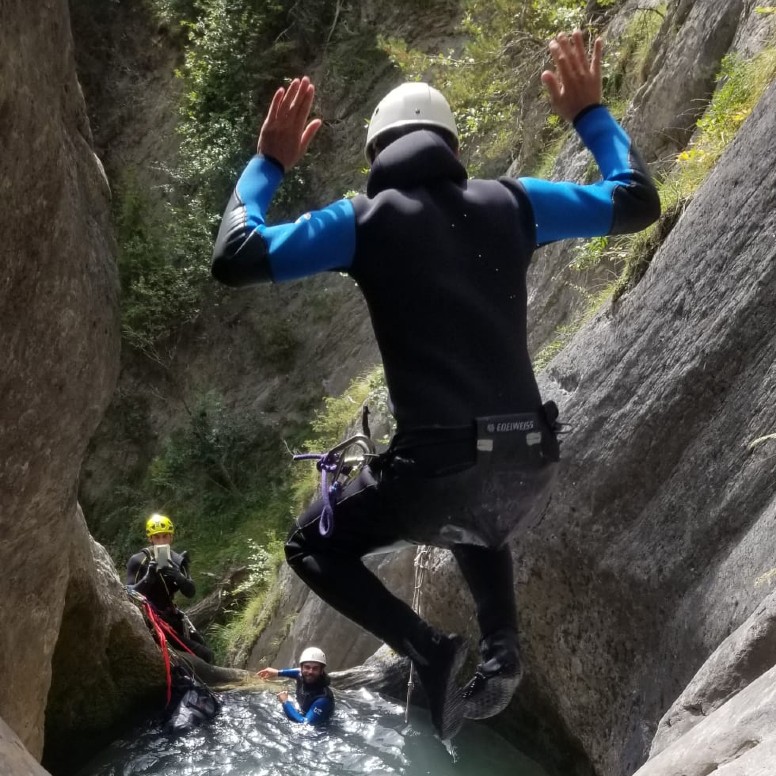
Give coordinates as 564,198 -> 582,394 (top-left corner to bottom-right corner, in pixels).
145,513 -> 175,538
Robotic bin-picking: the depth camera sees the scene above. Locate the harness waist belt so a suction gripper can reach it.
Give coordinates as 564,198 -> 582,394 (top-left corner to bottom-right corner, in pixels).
475,406 -> 559,465
388,403 -> 560,476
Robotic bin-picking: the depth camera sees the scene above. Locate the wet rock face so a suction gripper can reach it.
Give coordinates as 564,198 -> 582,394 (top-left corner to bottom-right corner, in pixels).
524,79 -> 776,776
625,0 -> 745,162
0,0 -> 153,768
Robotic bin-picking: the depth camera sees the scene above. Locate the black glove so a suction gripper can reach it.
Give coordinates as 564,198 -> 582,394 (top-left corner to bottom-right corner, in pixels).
162,562 -> 186,584
145,560 -> 159,579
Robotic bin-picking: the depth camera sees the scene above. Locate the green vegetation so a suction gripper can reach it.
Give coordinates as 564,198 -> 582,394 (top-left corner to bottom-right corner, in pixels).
206,536 -> 285,664
535,40 -> 776,370
98,0 -> 415,660
532,282 -> 618,371
119,0 -> 371,356
667,48 -> 776,206
379,0 -> 597,174
601,5 -> 666,115
203,366 -> 389,660
114,171 -> 211,362
613,44 -> 776,299
379,1 -> 660,176
527,4 -> 665,177
95,391 -> 303,577
105,0 -> 397,561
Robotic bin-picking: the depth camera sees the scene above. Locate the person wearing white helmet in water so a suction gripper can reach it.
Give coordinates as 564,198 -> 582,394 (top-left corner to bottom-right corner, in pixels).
213,30 -> 659,738
257,647 -> 334,725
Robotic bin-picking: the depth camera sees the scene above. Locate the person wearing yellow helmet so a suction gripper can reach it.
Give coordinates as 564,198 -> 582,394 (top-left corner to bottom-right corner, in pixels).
126,513 -> 213,663
257,647 -> 334,725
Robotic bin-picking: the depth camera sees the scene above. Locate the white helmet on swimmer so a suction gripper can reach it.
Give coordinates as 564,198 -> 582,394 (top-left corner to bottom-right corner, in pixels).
299,646 -> 327,666
365,82 -> 458,162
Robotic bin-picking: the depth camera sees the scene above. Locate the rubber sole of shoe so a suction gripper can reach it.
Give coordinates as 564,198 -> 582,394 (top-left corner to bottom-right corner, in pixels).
462,670 -> 521,720
433,637 -> 468,739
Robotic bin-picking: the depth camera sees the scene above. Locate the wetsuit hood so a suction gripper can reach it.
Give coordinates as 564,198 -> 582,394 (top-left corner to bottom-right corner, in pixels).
367,129 -> 466,198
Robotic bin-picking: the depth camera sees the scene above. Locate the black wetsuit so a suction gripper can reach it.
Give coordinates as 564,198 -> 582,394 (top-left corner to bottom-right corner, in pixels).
126,548 -> 214,663
211,107 -> 660,670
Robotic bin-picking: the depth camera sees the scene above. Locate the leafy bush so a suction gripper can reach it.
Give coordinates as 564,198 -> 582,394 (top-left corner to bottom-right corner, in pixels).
206,536 -> 285,663
670,48 -> 776,204
119,0 -> 355,355
601,5 -> 666,108
113,171 -> 211,360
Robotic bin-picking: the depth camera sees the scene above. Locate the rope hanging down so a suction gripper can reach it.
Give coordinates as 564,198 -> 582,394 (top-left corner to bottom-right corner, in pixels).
405,544 -> 431,723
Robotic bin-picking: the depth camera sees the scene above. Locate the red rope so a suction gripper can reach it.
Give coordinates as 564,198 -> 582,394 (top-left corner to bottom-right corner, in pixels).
143,601 -> 173,706
133,593 -> 200,708
154,614 -> 198,658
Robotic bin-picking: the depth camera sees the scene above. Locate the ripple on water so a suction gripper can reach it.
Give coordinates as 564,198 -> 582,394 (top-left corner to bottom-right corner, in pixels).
77,687 -> 549,776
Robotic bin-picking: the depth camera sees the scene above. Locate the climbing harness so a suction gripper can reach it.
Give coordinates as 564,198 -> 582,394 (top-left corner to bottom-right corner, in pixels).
404,544 -> 431,723
292,407 -> 377,537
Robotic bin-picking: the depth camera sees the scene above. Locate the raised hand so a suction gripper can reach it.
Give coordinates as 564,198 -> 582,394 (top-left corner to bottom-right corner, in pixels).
257,76 -> 323,172
541,30 -> 603,123
257,667 -> 279,679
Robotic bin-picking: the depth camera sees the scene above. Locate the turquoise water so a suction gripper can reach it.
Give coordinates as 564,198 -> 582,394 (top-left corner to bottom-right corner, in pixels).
77,687 -> 549,776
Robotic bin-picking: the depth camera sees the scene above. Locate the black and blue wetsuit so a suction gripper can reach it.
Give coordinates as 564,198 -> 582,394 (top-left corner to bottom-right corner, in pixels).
212,105 -> 659,678
277,668 -> 334,725
127,549 -> 214,663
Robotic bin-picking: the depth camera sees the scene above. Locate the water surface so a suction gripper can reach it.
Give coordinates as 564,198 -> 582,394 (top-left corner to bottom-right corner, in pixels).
78,687 -> 549,776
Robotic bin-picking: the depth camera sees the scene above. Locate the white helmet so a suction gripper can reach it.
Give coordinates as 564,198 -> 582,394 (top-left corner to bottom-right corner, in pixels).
365,82 -> 458,162
299,646 -> 327,666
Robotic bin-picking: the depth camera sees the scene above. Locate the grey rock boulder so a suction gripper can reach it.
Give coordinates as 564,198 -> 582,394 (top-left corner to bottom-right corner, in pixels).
1,2 -> 165,770
633,666 -> 776,776
0,0 -> 119,759
649,587 -> 776,757
0,717 -> 51,776
520,77 -> 776,776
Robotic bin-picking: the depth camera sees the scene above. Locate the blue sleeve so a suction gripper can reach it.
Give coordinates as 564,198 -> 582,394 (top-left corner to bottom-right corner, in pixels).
211,155 -> 356,287
519,106 -> 660,246
281,700 -> 306,723
282,697 -> 333,725
303,697 -> 333,725
277,668 -> 300,679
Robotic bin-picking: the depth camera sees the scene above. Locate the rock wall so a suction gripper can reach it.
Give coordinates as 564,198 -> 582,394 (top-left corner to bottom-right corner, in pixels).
0,718 -> 51,776
0,1 -> 162,771
521,75 -> 776,776
641,587 -> 776,771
